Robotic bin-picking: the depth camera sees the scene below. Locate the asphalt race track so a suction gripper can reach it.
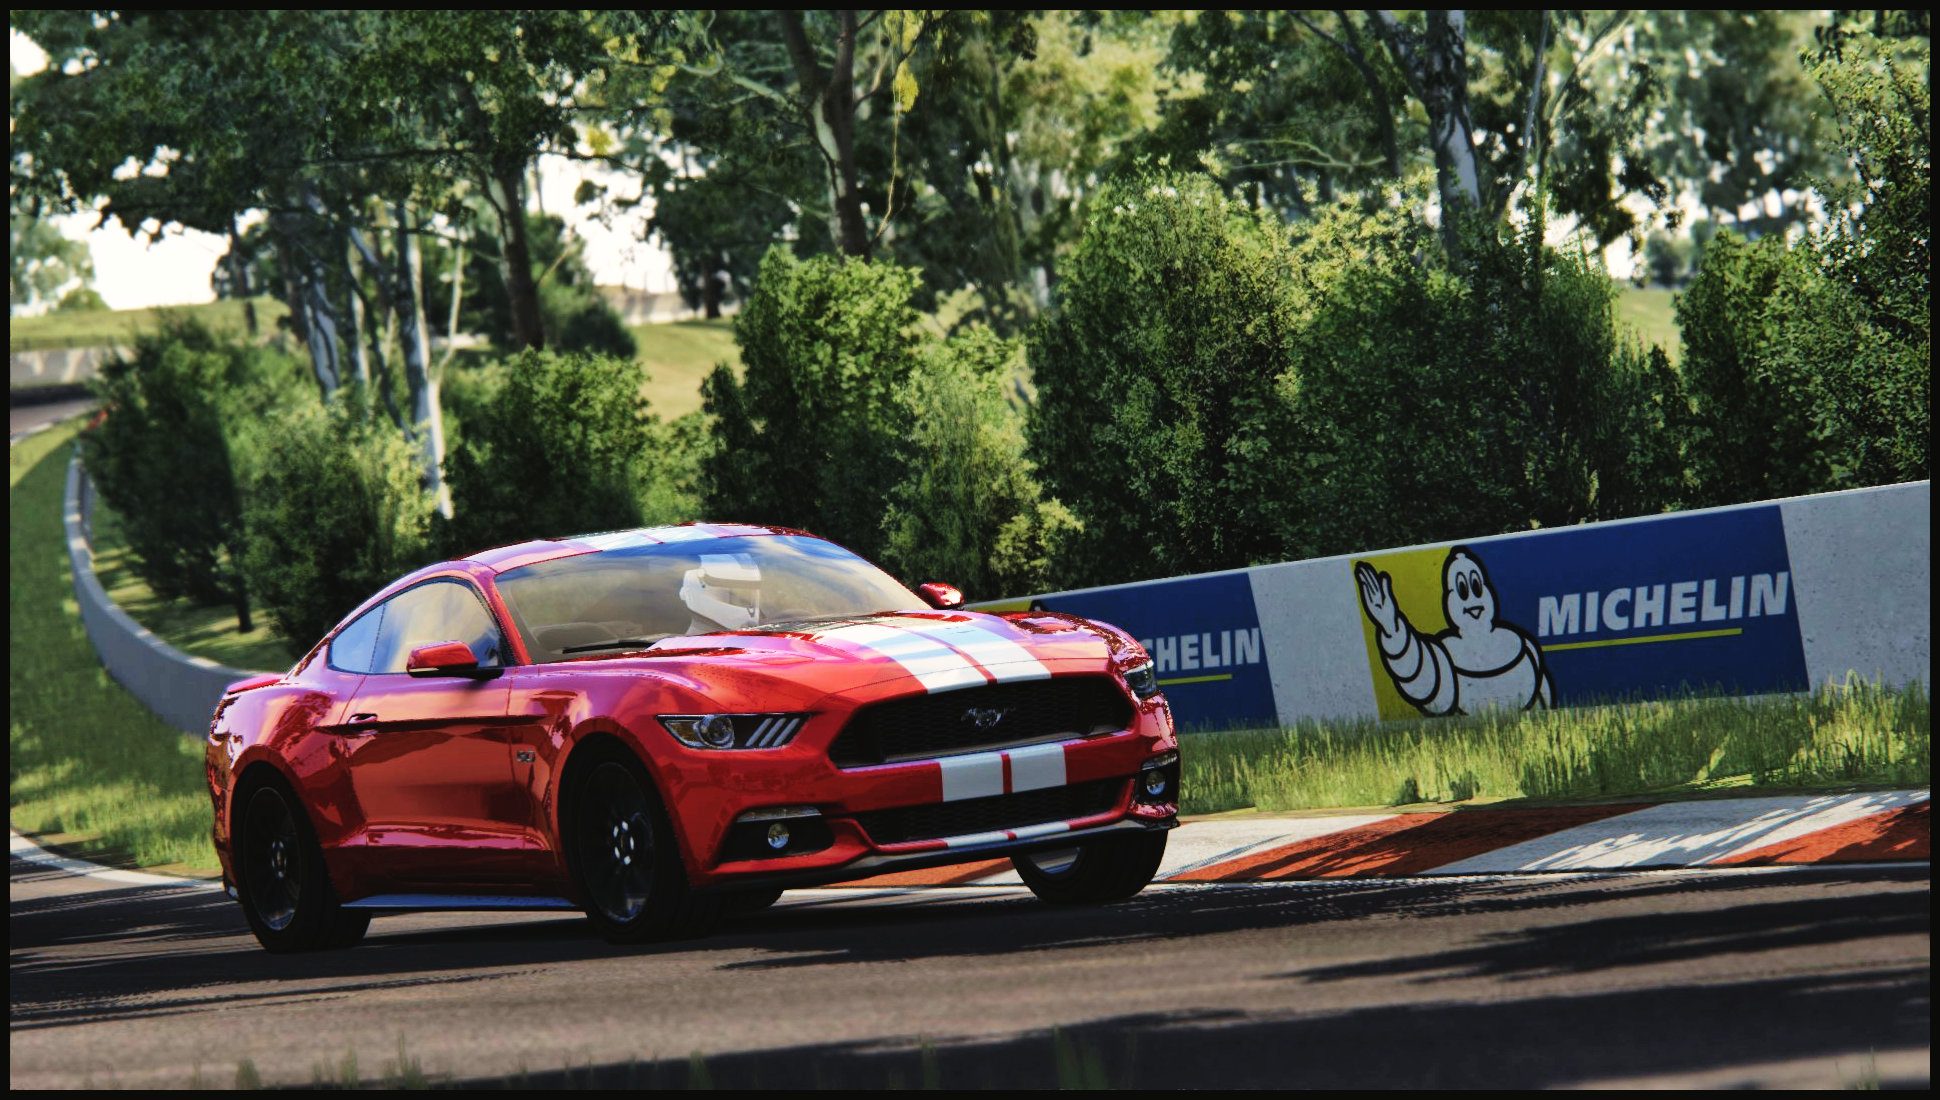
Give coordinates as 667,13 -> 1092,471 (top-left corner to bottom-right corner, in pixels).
8,852 -> 1930,1090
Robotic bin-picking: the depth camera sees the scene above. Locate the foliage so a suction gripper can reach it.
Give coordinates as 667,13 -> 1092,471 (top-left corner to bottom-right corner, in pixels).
1287,193 -> 1686,555
55,285 -> 108,312
9,206 -> 94,312
1026,173 -> 1304,586
239,401 -> 438,653
1677,30 -> 1930,504
80,323 -> 304,630
880,327 -> 1077,598
440,349 -> 685,554
701,248 -> 922,559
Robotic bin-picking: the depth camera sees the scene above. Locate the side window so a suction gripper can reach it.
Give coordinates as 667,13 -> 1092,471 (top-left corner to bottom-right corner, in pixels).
369,580 -> 505,674
328,605 -> 385,674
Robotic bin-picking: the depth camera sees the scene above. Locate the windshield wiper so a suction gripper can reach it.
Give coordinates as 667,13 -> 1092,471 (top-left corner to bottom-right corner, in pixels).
559,636 -> 673,654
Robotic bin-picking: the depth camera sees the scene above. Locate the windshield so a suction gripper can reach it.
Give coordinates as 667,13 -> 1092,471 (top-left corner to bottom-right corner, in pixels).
495,534 -> 928,663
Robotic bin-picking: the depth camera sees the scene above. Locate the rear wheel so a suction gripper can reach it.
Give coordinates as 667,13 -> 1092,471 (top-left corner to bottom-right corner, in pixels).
235,783 -> 369,952
567,750 -> 719,943
1013,830 -> 1167,905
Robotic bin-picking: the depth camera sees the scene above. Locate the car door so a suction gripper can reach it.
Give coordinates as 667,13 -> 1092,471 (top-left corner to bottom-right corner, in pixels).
335,577 -> 538,889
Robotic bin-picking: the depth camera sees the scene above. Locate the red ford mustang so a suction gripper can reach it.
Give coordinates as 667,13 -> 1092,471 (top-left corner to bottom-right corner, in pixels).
206,524 -> 1180,951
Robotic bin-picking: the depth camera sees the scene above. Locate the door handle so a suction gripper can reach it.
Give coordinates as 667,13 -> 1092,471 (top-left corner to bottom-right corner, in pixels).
348,712 -> 379,724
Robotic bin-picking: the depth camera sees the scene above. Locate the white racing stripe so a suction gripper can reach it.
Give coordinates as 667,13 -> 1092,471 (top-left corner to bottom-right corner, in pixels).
1006,742 -> 1067,793
818,623 -> 988,692
896,620 -> 1053,683
944,829 -> 1014,849
938,754 -> 1005,802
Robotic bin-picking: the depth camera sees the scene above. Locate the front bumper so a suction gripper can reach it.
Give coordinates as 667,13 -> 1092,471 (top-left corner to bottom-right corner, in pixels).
655,693 -> 1179,890
707,815 -> 1177,892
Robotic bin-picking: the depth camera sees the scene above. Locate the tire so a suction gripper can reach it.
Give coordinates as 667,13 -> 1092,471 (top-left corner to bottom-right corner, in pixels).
234,782 -> 369,952
565,747 -> 720,943
1013,830 -> 1168,905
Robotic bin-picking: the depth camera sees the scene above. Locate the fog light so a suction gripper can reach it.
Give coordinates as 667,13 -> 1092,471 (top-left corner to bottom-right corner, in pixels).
1142,770 -> 1169,798
765,823 -> 790,850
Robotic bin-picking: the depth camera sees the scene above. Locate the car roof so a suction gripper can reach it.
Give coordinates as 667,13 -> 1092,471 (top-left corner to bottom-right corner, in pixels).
462,522 -> 812,574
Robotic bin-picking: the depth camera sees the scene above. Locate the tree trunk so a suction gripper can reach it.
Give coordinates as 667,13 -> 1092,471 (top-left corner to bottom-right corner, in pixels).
1369,9 -> 1483,251
345,238 -> 372,390
703,257 -> 724,320
232,586 -> 253,634
491,165 -> 545,350
226,222 -> 259,338
395,203 -> 453,518
780,9 -> 872,258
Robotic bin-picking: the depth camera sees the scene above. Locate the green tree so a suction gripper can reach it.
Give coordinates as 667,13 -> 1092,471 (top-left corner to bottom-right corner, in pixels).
880,327 -> 1077,598
439,350 -> 683,555
701,247 -> 920,558
8,208 -> 94,313
81,323 -> 305,631
1026,173 -> 1302,586
239,401 -> 438,653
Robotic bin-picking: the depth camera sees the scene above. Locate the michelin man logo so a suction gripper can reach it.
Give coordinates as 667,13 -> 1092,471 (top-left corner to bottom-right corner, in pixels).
1355,546 -> 1553,716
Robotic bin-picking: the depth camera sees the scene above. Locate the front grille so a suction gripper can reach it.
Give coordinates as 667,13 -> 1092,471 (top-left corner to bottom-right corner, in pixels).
854,778 -> 1126,846
829,676 -> 1134,767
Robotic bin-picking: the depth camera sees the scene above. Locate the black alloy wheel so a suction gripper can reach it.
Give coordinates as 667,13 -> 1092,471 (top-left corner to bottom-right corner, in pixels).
567,748 -> 720,943
235,782 -> 369,951
579,760 -> 658,924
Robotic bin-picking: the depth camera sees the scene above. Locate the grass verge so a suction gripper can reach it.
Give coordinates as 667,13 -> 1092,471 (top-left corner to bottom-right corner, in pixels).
8,296 -> 289,352
8,418 -> 219,873
1180,681 -> 1930,816
1614,285 -> 1680,364
88,495 -> 294,672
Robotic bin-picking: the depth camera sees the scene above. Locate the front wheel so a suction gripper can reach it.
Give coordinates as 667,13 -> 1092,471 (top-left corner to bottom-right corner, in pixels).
235,782 -> 369,952
1013,830 -> 1168,905
566,751 -> 719,943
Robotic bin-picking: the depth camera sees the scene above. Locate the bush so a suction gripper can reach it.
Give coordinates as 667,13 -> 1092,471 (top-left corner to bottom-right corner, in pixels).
702,247 -> 922,558
1285,194 -> 1684,558
541,278 -> 639,358
1026,173 -> 1303,588
56,285 -> 108,312
80,322 -> 305,631
1674,231 -> 1830,506
880,327 -> 1079,599
439,349 -> 686,554
239,401 -> 437,653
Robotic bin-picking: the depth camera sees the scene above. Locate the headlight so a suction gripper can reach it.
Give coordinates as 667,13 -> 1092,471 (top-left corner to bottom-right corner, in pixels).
1122,659 -> 1161,700
658,713 -> 806,750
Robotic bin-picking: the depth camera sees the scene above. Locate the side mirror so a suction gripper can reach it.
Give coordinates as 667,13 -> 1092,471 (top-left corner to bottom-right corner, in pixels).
917,582 -> 965,610
406,640 -> 485,678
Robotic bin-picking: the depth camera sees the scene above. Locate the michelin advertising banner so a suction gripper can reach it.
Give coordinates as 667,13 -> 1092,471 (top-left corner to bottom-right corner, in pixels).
977,571 -> 1279,730
1350,506 -> 1807,721
975,482 -> 1927,731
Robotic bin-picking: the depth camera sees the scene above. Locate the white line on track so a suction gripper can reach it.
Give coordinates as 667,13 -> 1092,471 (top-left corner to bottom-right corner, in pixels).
9,829 -> 222,890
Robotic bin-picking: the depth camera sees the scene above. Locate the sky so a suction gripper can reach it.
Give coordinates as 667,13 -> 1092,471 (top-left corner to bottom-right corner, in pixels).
11,30 -> 677,313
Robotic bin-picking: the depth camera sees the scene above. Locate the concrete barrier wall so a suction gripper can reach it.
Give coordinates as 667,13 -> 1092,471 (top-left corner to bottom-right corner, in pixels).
12,346 -> 120,391
63,455 -> 267,737
975,481 -> 1931,730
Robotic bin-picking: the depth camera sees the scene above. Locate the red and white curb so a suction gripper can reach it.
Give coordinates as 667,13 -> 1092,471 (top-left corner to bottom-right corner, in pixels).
13,789 -> 1927,897
847,789 -> 1930,887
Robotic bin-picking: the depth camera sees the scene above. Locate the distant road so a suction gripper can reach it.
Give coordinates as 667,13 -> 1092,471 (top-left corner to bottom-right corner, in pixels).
9,854 -> 1928,1089
8,396 -> 93,442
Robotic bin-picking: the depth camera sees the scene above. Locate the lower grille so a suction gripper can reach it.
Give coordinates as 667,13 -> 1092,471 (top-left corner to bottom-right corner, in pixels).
854,779 -> 1125,846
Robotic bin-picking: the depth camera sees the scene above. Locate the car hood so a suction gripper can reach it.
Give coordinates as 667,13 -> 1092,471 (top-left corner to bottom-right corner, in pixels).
556,609 -> 1128,709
